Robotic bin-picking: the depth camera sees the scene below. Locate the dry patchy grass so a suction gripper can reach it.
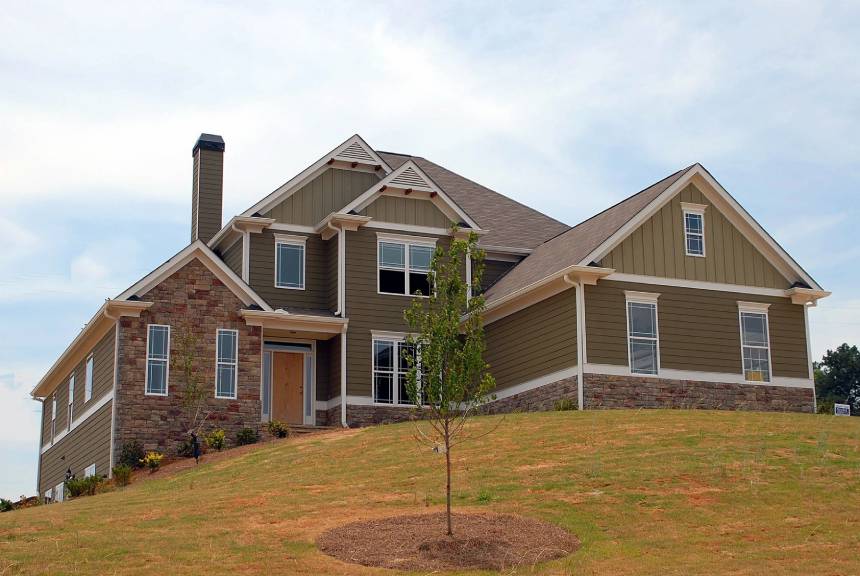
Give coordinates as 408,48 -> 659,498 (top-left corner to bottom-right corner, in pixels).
1,410 -> 859,575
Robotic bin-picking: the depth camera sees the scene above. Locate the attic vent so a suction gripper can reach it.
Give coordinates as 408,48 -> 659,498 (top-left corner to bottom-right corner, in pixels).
390,166 -> 431,189
335,141 -> 376,163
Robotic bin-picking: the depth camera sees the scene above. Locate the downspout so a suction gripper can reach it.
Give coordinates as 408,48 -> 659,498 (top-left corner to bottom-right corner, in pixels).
564,274 -> 585,410
340,324 -> 348,427
465,247 -> 472,302
325,223 -> 344,316
804,303 -> 816,413
333,224 -> 347,426
229,222 -> 250,284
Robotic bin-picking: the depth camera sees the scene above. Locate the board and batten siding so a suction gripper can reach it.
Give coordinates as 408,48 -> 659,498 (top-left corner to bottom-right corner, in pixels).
599,184 -> 791,290
359,195 -> 452,228
584,280 -> 808,378
191,148 -> 224,243
221,238 -> 243,278
39,400 -> 113,495
40,326 -> 116,443
248,230 -> 334,312
484,289 -> 577,392
264,168 -> 380,226
344,227 -> 452,397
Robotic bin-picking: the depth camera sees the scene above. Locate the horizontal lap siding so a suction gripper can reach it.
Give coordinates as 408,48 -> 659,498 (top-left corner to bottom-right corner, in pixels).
326,234 -> 338,311
585,280 -> 808,378
195,149 -> 224,243
479,259 -> 518,293
249,230 -> 333,311
264,168 -> 380,226
316,339 -> 331,401
221,238 -> 243,277
344,228 -> 451,397
599,184 -> 791,289
484,290 -> 577,391
39,400 -> 112,494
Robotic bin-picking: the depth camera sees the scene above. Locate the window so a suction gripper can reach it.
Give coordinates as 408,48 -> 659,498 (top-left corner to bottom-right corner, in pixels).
67,375 -> 74,431
275,235 -> 306,290
145,324 -> 170,396
84,464 -> 96,478
739,303 -> 771,382
216,329 -> 239,399
377,236 -> 435,296
626,292 -> 660,375
372,337 -> 421,405
50,394 -> 57,442
54,482 -> 64,503
84,354 -> 94,402
682,203 -> 706,257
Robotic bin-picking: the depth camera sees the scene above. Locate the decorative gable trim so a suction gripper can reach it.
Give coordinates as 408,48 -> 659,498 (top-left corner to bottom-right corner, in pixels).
340,159 -> 480,230
578,164 -> 823,292
116,240 -> 272,311
241,134 -> 392,218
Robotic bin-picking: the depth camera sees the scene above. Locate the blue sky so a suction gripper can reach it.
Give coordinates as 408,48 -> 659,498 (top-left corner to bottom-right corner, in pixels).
1,1 -> 858,499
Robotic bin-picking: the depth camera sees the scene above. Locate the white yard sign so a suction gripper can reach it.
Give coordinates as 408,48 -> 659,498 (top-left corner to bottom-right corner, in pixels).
834,403 -> 851,416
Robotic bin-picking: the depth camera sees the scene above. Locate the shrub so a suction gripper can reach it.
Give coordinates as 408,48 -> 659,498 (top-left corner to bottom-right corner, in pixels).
119,440 -> 146,469
0,498 -> 13,512
66,475 -> 103,498
141,451 -> 164,473
206,429 -> 226,451
112,464 -> 133,487
236,427 -> 259,446
554,398 -> 576,411
266,420 -> 290,439
817,399 -> 836,415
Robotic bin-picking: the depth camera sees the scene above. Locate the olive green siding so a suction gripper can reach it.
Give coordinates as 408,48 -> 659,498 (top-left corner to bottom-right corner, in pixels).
316,339 -> 331,401
326,234 -> 338,311
191,148 -> 224,243
584,280 -> 808,378
330,334 -> 342,400
479,259 -> 519,293
484,289 -> 577,391
41,326 -> 116,442
221,238 -> 243,278
344,227 -> 451,397
248,230 -> 334,312
264,168 -> 380,226
359,196 -> 452,228
39,400 -> 112,495
599,184 -> 790,289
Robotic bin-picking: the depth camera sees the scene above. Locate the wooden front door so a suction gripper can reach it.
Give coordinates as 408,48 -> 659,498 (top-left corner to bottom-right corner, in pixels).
272,352 -> 304,425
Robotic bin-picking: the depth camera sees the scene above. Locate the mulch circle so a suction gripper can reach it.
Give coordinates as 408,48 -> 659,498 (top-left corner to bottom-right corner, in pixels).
317,512 -> 580,572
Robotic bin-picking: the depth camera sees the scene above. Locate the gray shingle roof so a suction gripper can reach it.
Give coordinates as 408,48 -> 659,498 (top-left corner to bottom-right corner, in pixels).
376,152 -> 569,250
484,165 -> 695,303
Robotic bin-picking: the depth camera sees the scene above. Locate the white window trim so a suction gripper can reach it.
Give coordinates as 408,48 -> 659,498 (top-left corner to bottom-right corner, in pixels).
625,291 -> 661,376
67,374 -> 74,432
84,464 -> 96,478
84,354 -> 94,402
215,328 -> 239,400
50,394 -> 57,443
54,482 -> 64,503
376,233 -> 437,298
371,334 -> 421,406
274,234 -> 307,290
682,202 -> 707,258
737,302 -> 773,384
144,324 -> 171,397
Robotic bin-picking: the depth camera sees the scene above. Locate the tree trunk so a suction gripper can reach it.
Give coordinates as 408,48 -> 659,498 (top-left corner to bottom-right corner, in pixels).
445,425 -> 452,536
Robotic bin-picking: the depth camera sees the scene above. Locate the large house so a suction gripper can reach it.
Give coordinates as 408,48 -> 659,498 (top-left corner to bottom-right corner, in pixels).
32,134 -> 829,499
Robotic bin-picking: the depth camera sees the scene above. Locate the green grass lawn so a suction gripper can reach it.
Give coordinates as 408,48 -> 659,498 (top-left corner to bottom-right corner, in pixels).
2,410 -> 860,575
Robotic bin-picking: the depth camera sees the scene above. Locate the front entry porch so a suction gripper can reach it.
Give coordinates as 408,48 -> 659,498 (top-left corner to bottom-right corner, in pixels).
263,343 -> 315,426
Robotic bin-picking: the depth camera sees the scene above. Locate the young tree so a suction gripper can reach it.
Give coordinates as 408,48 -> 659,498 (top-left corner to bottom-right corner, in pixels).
814,343 -> 860,413
403,229 -> 496,536
171,325 -> 212,435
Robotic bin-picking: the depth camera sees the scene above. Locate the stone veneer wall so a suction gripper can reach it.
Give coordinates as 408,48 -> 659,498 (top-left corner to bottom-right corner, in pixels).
115,259 -> 263,456
482,377 -> 579,414
583,373 -> 814,412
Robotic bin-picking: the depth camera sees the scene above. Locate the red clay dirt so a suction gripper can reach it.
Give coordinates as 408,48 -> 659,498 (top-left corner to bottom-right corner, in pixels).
317,511 -> 579,571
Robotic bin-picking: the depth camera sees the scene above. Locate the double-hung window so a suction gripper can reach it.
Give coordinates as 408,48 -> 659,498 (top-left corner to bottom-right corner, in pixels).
84,354 -> 94,402
738,303 -> 771,382
682,202 -> 706,257
67,375 -> 74,431
216,329 -> 239,399
275,235 -> 306,290
626,292 -> 660,375
145,324 -> 170,396
50,394 -> 57,442
372,336 -> 421,405
378,235 -> 435,296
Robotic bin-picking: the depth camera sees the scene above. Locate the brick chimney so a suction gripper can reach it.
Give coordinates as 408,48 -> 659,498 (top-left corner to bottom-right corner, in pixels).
191,133 -> 225,243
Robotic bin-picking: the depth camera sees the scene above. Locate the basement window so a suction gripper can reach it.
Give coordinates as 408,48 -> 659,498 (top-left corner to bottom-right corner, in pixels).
215,329 -> 239,399
738,303 -> 771,382
275,235 -> 306,290
145,324 -> 170,396
84,464 -> 96,478
377,236 -> 435,297
626,292 -> 660,375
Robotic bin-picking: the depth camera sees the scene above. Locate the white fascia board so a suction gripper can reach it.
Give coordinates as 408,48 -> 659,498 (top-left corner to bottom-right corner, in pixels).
241,134 -> 391,218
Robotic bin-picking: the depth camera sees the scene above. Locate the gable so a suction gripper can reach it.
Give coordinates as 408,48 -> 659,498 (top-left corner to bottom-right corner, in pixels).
599,183 -> 791,289
263,168 -> 380,226
359,195 -> 452,228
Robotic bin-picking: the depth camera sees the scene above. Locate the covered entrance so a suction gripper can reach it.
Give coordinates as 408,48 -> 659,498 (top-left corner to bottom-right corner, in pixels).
263,342 -> 314,426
